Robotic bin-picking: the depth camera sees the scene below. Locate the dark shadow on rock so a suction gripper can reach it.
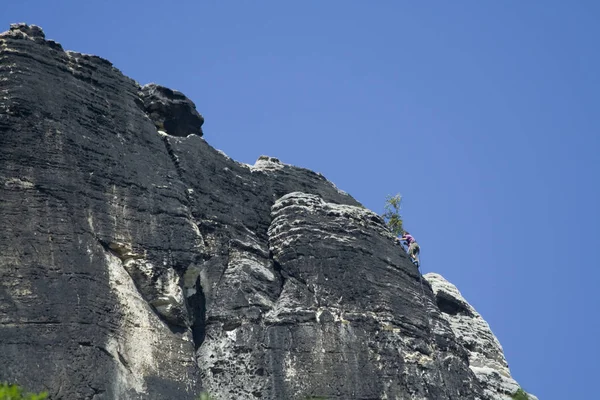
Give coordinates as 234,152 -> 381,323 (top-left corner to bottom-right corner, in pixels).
187,276 -> 207,350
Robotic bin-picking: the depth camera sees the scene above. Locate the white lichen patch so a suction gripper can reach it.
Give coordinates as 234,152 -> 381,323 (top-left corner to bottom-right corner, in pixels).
403,351 -> 432,366
197,324 -> 265,398
104,252 -> 159,395
314,306 -> 356,324
283,353 -> 299,381
187,218 -> 204,250
3,177 -> 34,189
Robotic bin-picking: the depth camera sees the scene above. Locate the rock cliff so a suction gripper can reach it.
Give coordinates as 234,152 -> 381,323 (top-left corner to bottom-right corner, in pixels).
0,24 -> 534,399
423,274 -> 537,400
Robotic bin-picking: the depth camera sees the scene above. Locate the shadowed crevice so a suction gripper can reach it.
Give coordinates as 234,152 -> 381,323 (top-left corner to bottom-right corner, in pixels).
434,291 -> 473,317
187,276 -> 207,351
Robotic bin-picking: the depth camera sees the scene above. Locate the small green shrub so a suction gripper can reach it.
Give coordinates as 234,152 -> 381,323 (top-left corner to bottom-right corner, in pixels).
383,194 -> 403,236
0,383 -> 47,400
197,392 -> 213,400
511,388 -> 529,400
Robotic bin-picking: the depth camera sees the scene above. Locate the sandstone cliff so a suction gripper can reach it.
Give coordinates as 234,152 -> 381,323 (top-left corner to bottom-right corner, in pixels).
0,24 -> 534,400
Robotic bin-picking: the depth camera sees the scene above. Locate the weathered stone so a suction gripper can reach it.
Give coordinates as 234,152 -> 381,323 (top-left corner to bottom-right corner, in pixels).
425,273 -> 537,400
0,24 -> 200,400
0,24 -> 534,400
9,23 -> 46,39
139,84 -> 204,137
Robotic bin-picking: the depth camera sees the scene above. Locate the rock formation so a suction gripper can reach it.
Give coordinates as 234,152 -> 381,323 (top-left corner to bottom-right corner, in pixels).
0,24 -> 534,399
424,274 -> 537,400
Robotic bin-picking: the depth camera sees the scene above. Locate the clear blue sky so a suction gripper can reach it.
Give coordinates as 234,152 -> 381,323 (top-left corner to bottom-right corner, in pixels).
3,2 -> 599,398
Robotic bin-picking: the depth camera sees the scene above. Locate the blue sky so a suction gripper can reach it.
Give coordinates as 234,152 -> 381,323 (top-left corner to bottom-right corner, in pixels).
3,1 -> 599,398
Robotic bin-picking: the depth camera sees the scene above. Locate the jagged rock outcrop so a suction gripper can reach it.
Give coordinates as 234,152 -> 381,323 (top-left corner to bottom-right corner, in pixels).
0,24 -> 533,399
139,84 -> 204,137
196,191 -> 481,399
424,274 -> 537,400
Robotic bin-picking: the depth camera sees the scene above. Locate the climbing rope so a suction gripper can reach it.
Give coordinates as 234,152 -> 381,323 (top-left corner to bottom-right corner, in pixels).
416,255 -> 453,400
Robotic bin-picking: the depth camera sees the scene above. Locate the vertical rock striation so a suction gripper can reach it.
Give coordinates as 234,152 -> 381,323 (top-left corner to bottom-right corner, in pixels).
0,24 -> 534,399
0,23 -> 201,399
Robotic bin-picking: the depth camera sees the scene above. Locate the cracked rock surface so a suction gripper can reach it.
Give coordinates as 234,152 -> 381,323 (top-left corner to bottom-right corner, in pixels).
0,24 -> 533,399
424,273 -> 537,400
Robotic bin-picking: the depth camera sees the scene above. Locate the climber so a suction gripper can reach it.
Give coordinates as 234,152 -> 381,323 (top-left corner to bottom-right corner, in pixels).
399,231 -> 420,266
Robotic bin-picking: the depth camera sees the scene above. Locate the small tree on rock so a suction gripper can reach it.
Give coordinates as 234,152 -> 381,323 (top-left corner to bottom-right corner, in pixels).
511,388 -> 529,400
383,194 -> 404,236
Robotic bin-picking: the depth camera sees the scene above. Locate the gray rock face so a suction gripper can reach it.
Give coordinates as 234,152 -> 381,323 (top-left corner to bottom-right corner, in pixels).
424,273 -> 537,400
0,23 -> 200,400
139,84 -> 204,137
0,24 -> 531,400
